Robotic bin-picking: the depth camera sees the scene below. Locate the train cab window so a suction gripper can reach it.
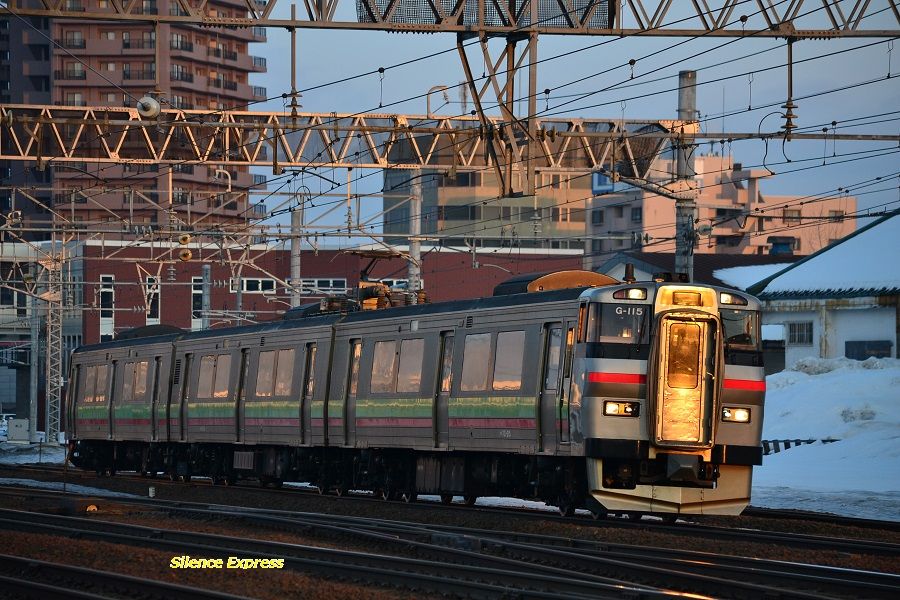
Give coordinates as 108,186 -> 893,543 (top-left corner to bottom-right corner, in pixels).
667,323 -> 701,389
493,331 -> 525,391
721,309 -> 759,348
371,341 -> 398,393
590,303 -> 650,344
460,333 -> 491,392
397,338 -> 425,393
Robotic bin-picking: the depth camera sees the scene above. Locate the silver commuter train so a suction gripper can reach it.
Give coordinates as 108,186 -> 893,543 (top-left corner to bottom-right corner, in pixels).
66,269 -> 765,517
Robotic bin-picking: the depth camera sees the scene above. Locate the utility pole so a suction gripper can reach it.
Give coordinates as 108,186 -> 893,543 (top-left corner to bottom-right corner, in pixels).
290,202 -> 303,307
201,264 -> 211,330
408,174 -> 422,302
675,70 -> 698,281
28,290 -> 39,443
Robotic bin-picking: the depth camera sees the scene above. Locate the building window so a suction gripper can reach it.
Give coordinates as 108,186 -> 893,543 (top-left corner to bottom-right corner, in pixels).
591,239 -> 603,254
191,276 -> 203,326
101,30 -> 115,40
828,210 -> 845,222
101,62 -> 115,72
591,209 -> 604,225
298,278 -> 347,294
787,322 -> 813,346
232,277 -> 276,294
783,209 -> 801,223
631,207 -> 642,223
145,276 -> 160,325
99,275 -> 114,319
614,206 -> 624,218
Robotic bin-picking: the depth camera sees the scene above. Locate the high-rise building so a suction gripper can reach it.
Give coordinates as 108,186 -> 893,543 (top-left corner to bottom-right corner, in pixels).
1,0 -> 268,239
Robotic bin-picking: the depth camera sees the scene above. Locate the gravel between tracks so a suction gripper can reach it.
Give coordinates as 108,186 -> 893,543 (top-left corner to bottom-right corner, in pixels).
2,465 -> 898,598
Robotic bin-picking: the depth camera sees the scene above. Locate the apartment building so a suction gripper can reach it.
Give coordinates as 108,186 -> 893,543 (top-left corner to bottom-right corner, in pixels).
1,0 -> 268,238
585,154 -> 857,270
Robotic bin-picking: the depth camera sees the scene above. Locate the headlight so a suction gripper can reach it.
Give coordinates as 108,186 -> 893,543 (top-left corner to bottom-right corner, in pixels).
604,401 -> 640,417
613,288 -> 647,300
722,407 -> 751,423
719,292 -> 748,306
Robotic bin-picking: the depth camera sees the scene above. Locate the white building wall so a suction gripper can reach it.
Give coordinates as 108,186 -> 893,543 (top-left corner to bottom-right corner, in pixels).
761,298 -> 897,365
830,306 -> 896,359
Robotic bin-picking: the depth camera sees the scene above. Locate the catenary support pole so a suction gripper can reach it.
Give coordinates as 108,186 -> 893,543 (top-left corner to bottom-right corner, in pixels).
675,70 -> 698,281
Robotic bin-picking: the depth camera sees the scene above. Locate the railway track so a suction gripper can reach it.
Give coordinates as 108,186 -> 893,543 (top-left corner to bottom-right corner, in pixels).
5,462 -> 897,535
0,486 -> 897,598
0,553 -> 250,600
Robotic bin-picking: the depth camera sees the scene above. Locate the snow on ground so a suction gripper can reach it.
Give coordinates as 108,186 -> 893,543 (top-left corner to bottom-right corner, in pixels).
0,357 -> 897,520
752,357 -> 900,521
0,477 -> 139,498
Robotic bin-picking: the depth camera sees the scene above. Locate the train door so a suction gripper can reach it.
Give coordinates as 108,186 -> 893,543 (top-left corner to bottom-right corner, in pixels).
433,332 -> 453,449
106,360 -> 117,440
538,325 -> 562,452
301,343 -> 316,445
344,340 -> 361,447
67,364 -> 80,439
559,323 -> 576,443
150,357 -> 161,441
177,353 -> 192,442
655,315 -> 718,447
235,349 -> 249,443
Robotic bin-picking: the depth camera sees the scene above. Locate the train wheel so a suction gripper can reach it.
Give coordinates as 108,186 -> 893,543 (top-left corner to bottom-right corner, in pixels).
400,491 -> 417,504
590,508 -> 608,521
377,488 -> 394,501
463,495 -> 477,506
334,486 -> 348,497
440,494 -> 454,505
556,493 -> 577,517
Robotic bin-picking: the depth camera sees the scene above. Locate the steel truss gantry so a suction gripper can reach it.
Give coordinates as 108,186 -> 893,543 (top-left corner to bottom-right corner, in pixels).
4,0 -> 898,37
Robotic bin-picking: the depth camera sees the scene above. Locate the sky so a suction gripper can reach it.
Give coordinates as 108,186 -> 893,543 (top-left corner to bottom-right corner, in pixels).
3,356 -> 897,521
240,3 -> 900,239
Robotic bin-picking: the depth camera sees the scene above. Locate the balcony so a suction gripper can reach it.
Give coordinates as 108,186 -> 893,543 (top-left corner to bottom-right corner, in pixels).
123,39 -> 155,50
124,70 -> 156,81
210,78 -> 237,91
54,70 -> 86,80
56,39 -> 86,49
171,71 -> 194,83
208,48 -> 238,61
170,40 -> 194,52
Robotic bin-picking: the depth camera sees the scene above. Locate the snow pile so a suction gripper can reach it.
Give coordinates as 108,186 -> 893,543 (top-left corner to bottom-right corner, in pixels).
0,442 -> 66,465
752,357 -> 900,520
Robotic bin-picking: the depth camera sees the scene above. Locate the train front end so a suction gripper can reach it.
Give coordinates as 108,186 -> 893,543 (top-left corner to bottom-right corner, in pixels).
576,282 -> 765,516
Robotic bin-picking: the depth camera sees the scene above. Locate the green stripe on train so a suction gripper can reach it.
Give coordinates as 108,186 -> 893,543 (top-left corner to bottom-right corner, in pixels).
355,397 -> 432,418
449,396 -> 535,419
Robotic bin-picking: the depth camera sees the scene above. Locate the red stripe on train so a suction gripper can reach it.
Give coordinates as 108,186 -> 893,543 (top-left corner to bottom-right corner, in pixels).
356,418 -> 432,428
245,418 -> 300,427
723,379 -> 766,391
587,372 -> 646,384
448,418 -> 536,429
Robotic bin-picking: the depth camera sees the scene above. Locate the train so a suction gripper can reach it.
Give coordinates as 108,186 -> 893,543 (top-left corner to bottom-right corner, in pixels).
66,269 -> 765,517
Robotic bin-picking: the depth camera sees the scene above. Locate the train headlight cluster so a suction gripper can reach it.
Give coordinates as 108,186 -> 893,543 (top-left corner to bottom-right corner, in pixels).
722,407 -> 751,423
719,292 -> 749,306
604,401 -> 640,417
613,288 -> 647,300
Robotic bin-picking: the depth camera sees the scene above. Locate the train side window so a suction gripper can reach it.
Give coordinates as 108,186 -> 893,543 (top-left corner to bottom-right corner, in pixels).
95,364 -> 109,403
274,349 -> 295,397
544,327 -> 562,390
123,362 -> 135,403
303,344 -> 317,399
256,351 -> 276,397
133,361 -> 148,403
493,331 -> 525,391
371,340 -> 398,393
439,333 -> 454,393
563,327 -> 575,379
213,355 -> 231,398
460,333 -> 491,392
348,341 -> 362,397
397,338 -> 425,393
198,356 -> 215,398
83,365 -> 96,403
